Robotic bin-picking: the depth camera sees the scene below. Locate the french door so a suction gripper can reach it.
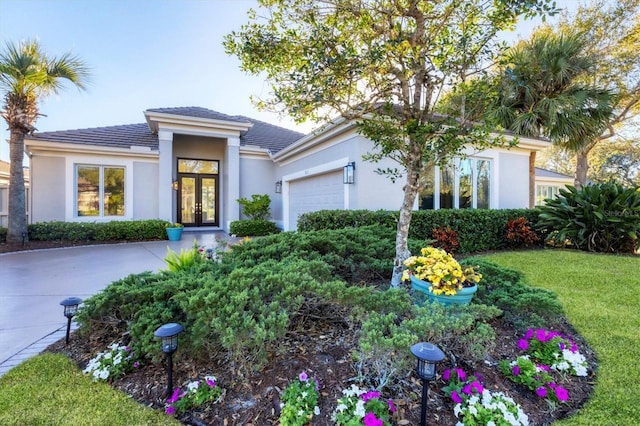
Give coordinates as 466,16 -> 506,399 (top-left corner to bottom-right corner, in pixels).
178,174 -> 218,227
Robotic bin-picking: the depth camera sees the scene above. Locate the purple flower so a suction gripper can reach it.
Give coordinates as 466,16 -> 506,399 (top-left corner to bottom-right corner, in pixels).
133,361 -> 140,368
455,368 -> 466,381
206,378 -> 216,387
165,405 -> 175,416
363,412 -> 383,426
538,364 -> 550,372
299,371 -> 308,382
451,391 -> 463,404
362,391 -> 380,403
470,381 -> 484,394
314,378 -> 321,391
555,387 -> 569,402
512,365 -> 521,376
535,329 -> 547,342
387,399 -> 396,414
525,328 -> 534,340
462,384 -> 472,395
442,369 -> 451,381
547,382 -> 557,389
474,373 -> 483,383
536,387 -> 548,398
167,387 -> 182,404
517,339 -> 529,351
559,341 -> 566,350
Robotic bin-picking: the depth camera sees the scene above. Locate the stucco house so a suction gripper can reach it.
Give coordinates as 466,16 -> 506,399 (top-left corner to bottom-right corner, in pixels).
23,107 -> 551,232
534,167 -> 574,206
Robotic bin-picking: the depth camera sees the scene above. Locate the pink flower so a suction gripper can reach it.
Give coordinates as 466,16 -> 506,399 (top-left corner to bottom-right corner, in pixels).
363,412 -> 383,426
536,387 -> 548,398
525,328 -> 534,339
538,364 -> 550,372
555,387 -> 569,402
462,384 -> 472,395
167,387 -> 182,404
512,365 -> 521,376
470,381 -> 484,394
362,391 -> 380,402
455,368 -> 466,381
165,405 -> 175,415
442,369 -> 451,381
451,391 -> 463,403
299,371 -> 308,382
387,399 -> 396,414
206,378 -> 216,387
517,339 -> 529,351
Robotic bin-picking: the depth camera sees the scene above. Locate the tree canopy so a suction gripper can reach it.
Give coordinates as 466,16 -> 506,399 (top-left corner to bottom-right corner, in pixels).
225,0 -> 557,286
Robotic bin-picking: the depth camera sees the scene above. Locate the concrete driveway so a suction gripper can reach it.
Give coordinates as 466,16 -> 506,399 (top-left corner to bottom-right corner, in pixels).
0,231 -> 226,375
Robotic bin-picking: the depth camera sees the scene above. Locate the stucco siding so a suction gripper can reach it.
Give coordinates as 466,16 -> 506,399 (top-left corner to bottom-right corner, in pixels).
239,157 -> 277,219
356,136 -> 405,210
31,156 -> 65,222
133,162 -> 159,219
498,152 -> 529,208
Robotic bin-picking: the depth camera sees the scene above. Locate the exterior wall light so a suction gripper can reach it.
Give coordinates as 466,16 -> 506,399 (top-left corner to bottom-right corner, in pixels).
172,180 -> 179,191
411,342 -> 445,426
154,322 -> 184,398
60,297 -> 82,345
343,161 -> 355,184
275,180 -> 282,194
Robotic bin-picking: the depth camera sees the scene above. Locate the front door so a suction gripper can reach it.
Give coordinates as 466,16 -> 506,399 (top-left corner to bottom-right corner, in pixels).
178,174 -> 218,227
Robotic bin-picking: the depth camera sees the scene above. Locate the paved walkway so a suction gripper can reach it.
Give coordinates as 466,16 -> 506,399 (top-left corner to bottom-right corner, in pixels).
0,230 -> 228,377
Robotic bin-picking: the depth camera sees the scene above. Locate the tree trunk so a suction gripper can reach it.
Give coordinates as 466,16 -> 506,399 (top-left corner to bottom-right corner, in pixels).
391,166 -> 421,288
529,151 -> 536,208
7,129 -> 28,244
574,146 -> 592,190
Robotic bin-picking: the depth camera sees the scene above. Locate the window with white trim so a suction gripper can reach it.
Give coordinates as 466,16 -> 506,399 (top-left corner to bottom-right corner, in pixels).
419,158 -> 492,210
76,165 -> 125,217
535,185 -> 561,206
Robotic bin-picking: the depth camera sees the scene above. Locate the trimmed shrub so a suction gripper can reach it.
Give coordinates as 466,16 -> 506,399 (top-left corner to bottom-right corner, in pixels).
24,219 -> 167,242
505,217 -> 540,248
237,194 -> 272,220
537,182 -> 640,253
298,208 -> 542,253
230,219 -> 280,236
431,226 -> 460,254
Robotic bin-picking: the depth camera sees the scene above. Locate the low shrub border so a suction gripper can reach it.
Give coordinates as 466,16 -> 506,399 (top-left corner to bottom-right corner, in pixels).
0,219 -> 168,244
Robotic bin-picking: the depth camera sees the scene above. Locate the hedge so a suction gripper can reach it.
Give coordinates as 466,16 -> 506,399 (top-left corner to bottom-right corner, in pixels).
0,219 -> 168,244
297,209 -> 542,253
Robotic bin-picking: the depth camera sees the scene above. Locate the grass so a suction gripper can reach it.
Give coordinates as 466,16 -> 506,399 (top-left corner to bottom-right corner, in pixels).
484,249 -> 640,426
0,353 -> 178,426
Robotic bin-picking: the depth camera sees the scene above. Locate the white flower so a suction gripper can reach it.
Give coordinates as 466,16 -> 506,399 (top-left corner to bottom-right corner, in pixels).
297,410 -> 304,416
103,352 -> 112,360
314,406 -> 320,415
301,391 -> 308,398
354,399 -> 366,418
453,403 -> 462,417
187,381 -> 200,392
336,403 -> 347,412
205,375 -> 217,383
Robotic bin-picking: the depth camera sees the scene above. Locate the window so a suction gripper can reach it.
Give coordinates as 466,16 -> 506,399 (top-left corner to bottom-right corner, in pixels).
76,165 -> 125,217
536,185 -> 561,206
419,158 -> 492,210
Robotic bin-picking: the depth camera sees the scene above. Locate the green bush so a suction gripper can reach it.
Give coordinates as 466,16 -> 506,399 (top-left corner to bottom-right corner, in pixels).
230,219 -> 280,236
297,209 -> 543,253
23,219 -> 167,242
0,227 -> 7,243
467,258 -> 564,330
237,194 -> 272,220
536,182 -> 640,253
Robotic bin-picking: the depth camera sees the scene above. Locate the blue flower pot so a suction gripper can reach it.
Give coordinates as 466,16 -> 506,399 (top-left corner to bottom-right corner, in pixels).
410,275 -> 477,306
165,227 -> 183,241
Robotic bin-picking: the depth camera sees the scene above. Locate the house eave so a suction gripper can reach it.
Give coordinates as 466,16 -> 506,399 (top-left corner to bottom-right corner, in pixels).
272,117 -> 354,162
144,110 -> 253,134
24,139 -> 159,159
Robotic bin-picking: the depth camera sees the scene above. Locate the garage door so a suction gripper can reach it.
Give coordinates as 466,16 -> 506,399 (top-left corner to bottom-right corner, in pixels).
289,170 -> 344,230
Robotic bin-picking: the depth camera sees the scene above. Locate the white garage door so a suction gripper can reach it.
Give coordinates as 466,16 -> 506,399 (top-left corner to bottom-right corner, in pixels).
289,170 -> 344,230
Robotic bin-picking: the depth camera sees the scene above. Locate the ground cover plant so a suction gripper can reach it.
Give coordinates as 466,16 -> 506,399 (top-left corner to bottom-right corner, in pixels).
1,229 -> 599,425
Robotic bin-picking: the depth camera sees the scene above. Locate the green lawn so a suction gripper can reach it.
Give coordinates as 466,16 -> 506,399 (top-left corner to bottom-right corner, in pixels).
484,249 -> 640,426
0,353 -> 178,426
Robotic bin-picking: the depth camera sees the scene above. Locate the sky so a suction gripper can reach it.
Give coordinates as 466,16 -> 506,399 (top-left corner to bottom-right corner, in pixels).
0,0 -> 578,162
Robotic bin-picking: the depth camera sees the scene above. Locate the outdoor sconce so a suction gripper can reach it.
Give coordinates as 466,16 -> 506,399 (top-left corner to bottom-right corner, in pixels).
275,180 -> 282,194
411,342 -> 445,426
343,161 -> 355,184
172,180 -> 179,191
60,297 -> 82,345
154,322 -> 184,398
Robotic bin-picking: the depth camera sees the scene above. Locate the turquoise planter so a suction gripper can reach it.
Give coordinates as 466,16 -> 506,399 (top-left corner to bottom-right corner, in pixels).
410,275 -> 477,306
165,227 -> 183,241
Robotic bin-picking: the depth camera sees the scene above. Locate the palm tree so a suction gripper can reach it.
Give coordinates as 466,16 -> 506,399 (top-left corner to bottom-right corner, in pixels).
0,40 -> 89,243
490,30 -> 613,190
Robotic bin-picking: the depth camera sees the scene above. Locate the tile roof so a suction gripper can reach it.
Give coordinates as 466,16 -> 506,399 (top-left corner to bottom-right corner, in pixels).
28,107 -> 306,153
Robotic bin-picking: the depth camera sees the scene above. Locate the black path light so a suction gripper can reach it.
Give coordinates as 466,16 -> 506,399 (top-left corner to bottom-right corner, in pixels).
411,342 -> 445,426
154,322 -> 184,399
60,297 -> 82,345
